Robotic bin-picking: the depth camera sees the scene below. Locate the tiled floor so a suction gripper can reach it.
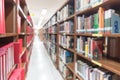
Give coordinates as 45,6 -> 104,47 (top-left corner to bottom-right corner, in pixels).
26,35 -> 63,80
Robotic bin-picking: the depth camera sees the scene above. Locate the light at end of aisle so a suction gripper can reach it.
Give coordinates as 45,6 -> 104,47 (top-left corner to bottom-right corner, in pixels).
41,9 -> 47,15
30,13 -> 35,16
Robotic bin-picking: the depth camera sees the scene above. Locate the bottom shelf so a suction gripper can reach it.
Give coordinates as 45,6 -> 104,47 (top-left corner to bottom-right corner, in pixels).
77,53 -> 120,76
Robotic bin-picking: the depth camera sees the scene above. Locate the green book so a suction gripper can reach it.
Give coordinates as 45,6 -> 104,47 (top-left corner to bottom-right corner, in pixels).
93,13 -> 99,34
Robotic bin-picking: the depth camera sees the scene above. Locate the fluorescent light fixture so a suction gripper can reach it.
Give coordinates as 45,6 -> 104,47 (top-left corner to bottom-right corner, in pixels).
41,9 -> 47,15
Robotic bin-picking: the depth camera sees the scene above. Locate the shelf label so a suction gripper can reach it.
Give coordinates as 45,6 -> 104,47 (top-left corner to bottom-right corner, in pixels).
92,34 -> 103,37
91,60 -> 102,66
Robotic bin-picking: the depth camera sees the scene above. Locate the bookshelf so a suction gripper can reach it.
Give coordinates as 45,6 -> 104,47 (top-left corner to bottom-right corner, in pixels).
0,0 -> 34,79
43,0 -> 120,80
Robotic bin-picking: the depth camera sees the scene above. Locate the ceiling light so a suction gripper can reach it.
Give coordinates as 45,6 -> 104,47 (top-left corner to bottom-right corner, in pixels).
41,9 -> 47,15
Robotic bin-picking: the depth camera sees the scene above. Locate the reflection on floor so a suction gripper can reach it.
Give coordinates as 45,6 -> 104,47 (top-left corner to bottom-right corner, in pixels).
26,35 -> 63,80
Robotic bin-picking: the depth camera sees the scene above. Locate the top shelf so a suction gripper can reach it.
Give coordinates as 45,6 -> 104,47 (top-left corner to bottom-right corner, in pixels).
76,0 -> 120,16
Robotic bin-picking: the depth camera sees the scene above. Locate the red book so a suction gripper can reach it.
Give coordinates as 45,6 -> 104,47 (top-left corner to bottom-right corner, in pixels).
18,39 -> 23,53
92,38 -> 103,60
21,50 -> 28,63
0,0 -> 5,34
9,68 -> 25,80
14,42 -> 20,64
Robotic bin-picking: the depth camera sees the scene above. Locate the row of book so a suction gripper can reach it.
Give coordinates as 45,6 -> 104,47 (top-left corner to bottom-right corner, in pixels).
59,48 -> 73,64
48,25 -> 57,33
59,35 -> 74,49
76,0 -> 105,12
59,59 -> 73,79
26,26 -> 34,33
27,35 -> 33,45
77,8 -> 120,34
107,37 -> 120,62
0,0 -> 5,34
75,60 -> 120,80
77,36 -> 104,60
0,41 -> 23,80
59,20 -> 74,33
50,35 -> 57,44
51,15 -> 57,25
57,4 -> 74,22
9,68 -> 25,80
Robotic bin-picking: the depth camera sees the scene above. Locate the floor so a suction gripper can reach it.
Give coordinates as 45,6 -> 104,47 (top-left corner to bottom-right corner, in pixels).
26,35 -> 63,80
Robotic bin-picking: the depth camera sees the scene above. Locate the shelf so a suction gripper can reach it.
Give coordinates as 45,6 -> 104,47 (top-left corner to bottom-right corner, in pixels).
19,33 -> 26,36
76,33 -> 120,37
66,63 -> 74,73
59,45 -> 75,53
59,33 -> 74,36
49,40 -> 57,45
7,64 -> 17,79
76,0 -> 120,16
19,47 -> 26,59
26,33 -> 33,35
76,52 -> 120,76
48,33 -> 57,35
0,33 -> 17,38
59,14 -> 74,23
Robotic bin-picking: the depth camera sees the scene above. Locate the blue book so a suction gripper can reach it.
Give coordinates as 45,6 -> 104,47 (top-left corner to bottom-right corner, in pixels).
111,13 -> 120,33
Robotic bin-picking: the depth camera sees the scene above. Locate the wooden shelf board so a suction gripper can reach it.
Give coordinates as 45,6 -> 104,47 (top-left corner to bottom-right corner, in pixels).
76,0 -> 120,16
7,64 -> 17,79
59,33 -> 74,36
49,33 -> 57,35
0,33 -> 17,38
19,47 -> 26,58
59,14 -> 74,23
19,33 -> 26,36
66,63 -> 74,73
76,74 -> 83,80
76,52 -> 120,76
76,33 -> 120,37
59,45 -> 75,53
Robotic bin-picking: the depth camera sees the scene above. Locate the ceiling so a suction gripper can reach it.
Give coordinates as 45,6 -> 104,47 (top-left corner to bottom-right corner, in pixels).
26,0 -> 67,29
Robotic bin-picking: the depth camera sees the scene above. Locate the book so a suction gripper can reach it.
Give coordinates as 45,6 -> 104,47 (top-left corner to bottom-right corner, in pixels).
14,42 -> 20,64
98,7 -> 104,34
9,68 -> 25,80
93,13 -> 99,34
0,0 -> 5,34
92,38 -> 104,60
111,13 -> 120,34
107,37 -> 120,62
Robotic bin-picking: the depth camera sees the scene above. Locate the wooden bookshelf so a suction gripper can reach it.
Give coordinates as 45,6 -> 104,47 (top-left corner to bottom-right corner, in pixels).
76,0 -> 120,16
0,0 -> 33,78
43,0 -> 120,80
